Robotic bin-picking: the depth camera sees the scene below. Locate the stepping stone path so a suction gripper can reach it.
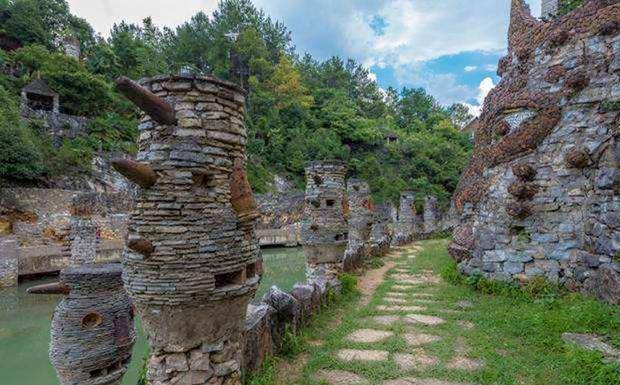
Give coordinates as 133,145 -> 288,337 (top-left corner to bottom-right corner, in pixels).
346,329 -> 394,343
337,349 -> 389,362
322,244 -> 482,385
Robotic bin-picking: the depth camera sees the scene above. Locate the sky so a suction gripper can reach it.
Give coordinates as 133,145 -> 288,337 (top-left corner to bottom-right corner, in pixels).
66,0 -> 542,114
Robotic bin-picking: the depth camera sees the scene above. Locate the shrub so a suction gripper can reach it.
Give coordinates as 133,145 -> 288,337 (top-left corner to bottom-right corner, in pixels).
368,257 -> 385,269
558,0 -> 584,15
338,273 -> 359,296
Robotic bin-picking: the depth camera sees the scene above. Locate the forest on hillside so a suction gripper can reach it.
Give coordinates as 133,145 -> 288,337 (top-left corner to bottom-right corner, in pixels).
0,0 -> 474,207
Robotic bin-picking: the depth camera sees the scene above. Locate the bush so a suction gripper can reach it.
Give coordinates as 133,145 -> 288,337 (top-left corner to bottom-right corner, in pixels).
559,0 -> 584,15
44,70 -> 113,116
338,273 -> 359,296
0,85 -> 43,180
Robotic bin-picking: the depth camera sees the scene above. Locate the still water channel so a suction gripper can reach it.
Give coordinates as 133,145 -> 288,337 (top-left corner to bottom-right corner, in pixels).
0,247 -> 306,385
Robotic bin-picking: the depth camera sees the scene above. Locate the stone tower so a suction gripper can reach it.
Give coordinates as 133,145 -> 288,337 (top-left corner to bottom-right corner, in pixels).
370,202 -> 395,257
344,179 -> 374,268
69,193 -> 98,266
393,191 -> 417,245
449,0 -> 620,304
423,195 -> 438,235
114,74 -> 261,384
301,160 -> 349,280
541,0 -> 559,18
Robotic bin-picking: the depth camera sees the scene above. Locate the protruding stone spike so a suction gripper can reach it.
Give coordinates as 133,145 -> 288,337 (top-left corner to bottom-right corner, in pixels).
111,159 -> 158,188
128,238 -> 154,257
116,76 -> 176,125
27,281 -> 70,295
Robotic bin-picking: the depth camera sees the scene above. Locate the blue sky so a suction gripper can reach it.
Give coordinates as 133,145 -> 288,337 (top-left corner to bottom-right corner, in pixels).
67,0 -> 542,113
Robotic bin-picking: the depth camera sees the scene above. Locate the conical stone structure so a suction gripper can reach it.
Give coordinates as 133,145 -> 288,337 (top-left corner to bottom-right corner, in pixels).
115,74 -> 261,384
47,264 -> 136,385
301,160 -> 348,280
370,202 -> 395,257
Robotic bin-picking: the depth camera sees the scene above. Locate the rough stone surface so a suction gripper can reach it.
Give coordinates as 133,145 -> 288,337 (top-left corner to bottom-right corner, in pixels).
371,203 -> 395,257
336,349 -> 389,362
403,332 -> 442,347
394,351 -> 439,371
367,315 -> 401,326
404,314 -> 445,326
450,0 -> 620,304
260,286 -> 300,351
446,357 -> 485,371
316,370 -> 369,385
344,180 -> 375,269
377,305 -> 427,313
346,329 -> 394,343
243,305 -> 274,374
382,379 -> 475,385
301,161 -> 348,280
423,196 -> 439,235
562,333 -> 620,358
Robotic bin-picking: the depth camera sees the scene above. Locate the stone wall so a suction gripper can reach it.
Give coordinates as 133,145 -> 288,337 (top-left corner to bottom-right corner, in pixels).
423,196 -> 439,235
0,188 -> 132,246
256,191 -> 304,246
370,202 -> 395,257
22,106 -> 90,149
450,0 -> 620,304
393,192 -> 418,245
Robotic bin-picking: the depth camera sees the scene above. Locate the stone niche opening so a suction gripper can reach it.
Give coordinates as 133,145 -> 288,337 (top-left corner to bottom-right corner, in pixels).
214,269 -> 245,288
325,199 -> 336,207
246,263 -> 257,279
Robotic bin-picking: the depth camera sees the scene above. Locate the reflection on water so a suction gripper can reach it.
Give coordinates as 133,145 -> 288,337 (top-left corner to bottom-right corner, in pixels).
0,247 -> 305,385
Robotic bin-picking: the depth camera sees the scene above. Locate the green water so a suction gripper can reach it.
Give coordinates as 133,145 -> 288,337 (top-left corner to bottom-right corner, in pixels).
0,247 -> 305,385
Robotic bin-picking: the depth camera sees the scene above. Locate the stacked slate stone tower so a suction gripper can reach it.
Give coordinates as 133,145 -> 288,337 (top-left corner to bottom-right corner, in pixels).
114,74 -> 260,385
44,264 -> 136,385
301,161 -> 349,280
344,179 -> 375,268
393,191 -> 417,245
423,195 -> 439,236
69,193 -> 98,266
370,202 -> 395,257
450,0 -> 620,304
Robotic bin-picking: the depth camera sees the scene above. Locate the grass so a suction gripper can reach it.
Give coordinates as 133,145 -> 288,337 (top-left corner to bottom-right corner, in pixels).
254,240 -> 620,385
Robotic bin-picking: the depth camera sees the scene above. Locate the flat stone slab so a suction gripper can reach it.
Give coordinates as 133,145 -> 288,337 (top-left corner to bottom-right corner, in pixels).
394,350 -> 439,371
337,349 -> 389,362
386,292 -> 408,298
382,379 -> 475,385
403,332 -> 442,346
457,321 -> 475,330
410,299 -> 440,304
404,314 -> 445,325
367,315 -> 401,326
411,293 -> 436,298
562,333 -> 620,358
346,329 -> 394,343
392,285 -> 413,291
377,305 -> 426,312
456,300 -> 474,309
316,370 -> 369,385
385,297 -> 408,304
446,357 -> 485,371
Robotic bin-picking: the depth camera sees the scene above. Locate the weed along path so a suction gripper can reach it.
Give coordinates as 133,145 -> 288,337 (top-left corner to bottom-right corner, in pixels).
267,240 -> 620,385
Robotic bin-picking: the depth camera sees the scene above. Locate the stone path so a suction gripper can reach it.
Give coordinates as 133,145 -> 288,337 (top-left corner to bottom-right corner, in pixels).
317,243 -> 485,385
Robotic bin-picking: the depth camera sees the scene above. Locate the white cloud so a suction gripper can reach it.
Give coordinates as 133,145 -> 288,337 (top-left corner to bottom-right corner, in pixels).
67,0 -> 219,37
465,77 -> 496,117
484,64 -> 498,72
464,66 -> 477,72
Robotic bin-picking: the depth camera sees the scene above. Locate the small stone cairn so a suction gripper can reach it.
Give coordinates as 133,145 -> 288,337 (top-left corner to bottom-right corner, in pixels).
344,179 -> 375,268
301,160 -> 349,280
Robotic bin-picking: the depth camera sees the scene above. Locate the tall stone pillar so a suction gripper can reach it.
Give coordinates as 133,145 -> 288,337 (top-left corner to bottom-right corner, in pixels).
423,196 -> 438,236
0,237 -> 18,288
344,179 -> 374,268
542,0 -> 559,18
301,161 -> 348,280
69,193 -> 98,266
370,203 -> 395,257
114,75 -> 260,385
393,191 -> 417,245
